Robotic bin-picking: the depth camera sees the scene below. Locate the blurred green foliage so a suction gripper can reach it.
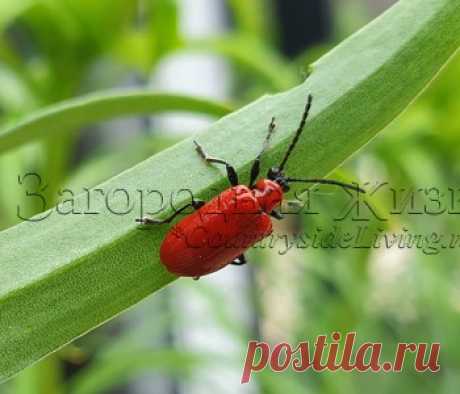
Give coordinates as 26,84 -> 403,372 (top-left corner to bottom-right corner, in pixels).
0,0 -> 458,393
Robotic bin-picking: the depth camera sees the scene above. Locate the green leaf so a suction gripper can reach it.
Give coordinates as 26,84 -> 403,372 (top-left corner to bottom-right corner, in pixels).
65,135 -> 183,191
227,0 -> 271,39
0,0 -> 459,382
0,90 -> 233,154
113,0 -> 180,73
186,34 -> 299,91
0,0 -> 37,32
149,0 -> 181,57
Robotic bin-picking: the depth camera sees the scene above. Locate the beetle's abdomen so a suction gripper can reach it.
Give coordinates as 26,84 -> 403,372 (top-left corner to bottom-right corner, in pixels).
160,186 -> 272,277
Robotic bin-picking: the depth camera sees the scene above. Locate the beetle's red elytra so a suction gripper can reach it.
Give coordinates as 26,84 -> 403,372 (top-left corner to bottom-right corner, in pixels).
137,95 -> 364,279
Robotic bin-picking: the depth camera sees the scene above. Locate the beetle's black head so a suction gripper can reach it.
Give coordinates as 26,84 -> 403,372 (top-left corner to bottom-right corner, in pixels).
267,167 -> 290,192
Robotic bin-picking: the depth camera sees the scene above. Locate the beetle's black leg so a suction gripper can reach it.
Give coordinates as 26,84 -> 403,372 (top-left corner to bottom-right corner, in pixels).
230,254 -> 247,266
136,199 -> 205,225
193,276 -> 200,281
270,209 -> 283,220
249,117 -> 276,188
194,140 -> 239,186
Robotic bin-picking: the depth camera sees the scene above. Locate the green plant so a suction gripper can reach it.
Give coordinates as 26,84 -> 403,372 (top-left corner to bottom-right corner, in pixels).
0,0 -> 459,385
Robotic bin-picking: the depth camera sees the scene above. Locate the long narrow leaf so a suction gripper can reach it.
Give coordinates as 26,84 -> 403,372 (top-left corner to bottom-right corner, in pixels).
0,90 -> 233,154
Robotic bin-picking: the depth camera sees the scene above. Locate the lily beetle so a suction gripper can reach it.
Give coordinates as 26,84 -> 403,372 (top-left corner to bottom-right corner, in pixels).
137,95 -> 364,279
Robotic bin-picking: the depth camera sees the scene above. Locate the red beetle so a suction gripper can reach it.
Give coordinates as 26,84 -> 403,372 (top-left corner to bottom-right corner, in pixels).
137,95 -> 364,279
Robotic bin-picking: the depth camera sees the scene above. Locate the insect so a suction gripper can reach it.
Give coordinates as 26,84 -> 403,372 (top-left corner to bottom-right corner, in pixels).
137,95 -> 364,279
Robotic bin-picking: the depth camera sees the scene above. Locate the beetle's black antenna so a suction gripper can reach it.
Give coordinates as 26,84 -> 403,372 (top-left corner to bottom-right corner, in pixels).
286,178 -> 365,194
278,94 -> 313,172
249,117 -> 276,187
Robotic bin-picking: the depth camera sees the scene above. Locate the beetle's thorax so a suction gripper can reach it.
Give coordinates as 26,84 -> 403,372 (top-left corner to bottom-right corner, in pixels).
252,179 -> 283,213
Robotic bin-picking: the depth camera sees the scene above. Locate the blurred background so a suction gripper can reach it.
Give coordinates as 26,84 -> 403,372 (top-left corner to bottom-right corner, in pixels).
0,0 -> 459,393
